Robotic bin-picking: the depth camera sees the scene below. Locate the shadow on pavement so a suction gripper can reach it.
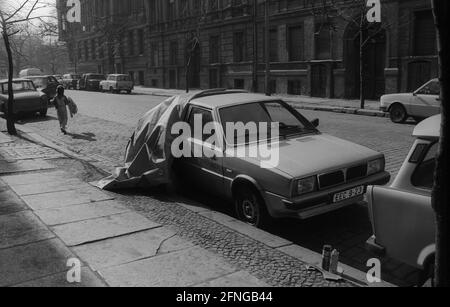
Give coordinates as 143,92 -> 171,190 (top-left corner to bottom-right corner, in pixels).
66,132 -> 97,142
1,114 -> 57,124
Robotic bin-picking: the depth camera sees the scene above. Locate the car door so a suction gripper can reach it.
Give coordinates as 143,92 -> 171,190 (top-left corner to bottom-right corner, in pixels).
183,106 -> 225,195
368,142 -> 437,268
410,80 -> 441,118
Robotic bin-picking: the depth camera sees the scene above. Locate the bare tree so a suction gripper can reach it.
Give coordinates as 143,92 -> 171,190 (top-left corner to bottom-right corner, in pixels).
0,0 -> 55,135
431,0 -> 450,288
314,0 -> 391,108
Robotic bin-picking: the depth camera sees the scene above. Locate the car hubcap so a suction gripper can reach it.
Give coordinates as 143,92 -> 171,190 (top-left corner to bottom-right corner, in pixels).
242,199 -> 257,221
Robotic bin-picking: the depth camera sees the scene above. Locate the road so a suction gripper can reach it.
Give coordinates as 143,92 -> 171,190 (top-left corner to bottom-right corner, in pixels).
16,90 -> 419,286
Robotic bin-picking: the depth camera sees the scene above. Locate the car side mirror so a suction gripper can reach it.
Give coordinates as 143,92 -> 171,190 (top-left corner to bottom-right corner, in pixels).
311,118 -> 320,128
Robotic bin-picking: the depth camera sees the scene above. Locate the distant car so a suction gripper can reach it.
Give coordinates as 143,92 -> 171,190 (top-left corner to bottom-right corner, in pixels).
381,78 -> 441,124
0,79 -> 48,116
173,90 -> 391,228
100,74 -> 134,94
366,115 -> 439,285
53,75 -> 64,83
78,73 -> 106,91
24,75 -> 60,99
62,74 -> 81,90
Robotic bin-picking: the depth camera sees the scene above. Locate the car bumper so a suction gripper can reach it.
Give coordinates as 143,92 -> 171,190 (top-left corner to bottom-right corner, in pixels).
380,106 -> 388,112
263,171 -> 391,219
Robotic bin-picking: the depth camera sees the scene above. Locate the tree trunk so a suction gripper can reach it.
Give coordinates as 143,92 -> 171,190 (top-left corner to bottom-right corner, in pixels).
431,0 -> 450,287
360,30 -> 365,110
1,25 -> 17,135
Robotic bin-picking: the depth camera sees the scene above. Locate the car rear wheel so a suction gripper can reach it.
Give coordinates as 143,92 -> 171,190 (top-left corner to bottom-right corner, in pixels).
389,104 -> 408,124
235,186 -> 272,229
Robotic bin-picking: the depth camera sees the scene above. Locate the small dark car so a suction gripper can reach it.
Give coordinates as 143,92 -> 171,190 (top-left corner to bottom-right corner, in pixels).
24,75 -> 60,98
78,73 -> 106,91
0,79 -> 48,117
62,74 -> 82,89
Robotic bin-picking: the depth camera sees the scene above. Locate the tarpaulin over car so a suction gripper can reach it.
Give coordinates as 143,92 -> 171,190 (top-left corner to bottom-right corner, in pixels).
97,94 -> 190,190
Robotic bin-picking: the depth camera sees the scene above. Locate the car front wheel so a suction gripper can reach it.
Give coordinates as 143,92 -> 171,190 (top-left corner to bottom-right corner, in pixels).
389,104 -> 408,124
235,186 -> 272,229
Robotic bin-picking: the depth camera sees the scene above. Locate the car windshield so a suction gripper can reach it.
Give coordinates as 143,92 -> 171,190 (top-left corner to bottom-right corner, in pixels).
417,80 -> 440,96
1,81 -> 36,94
29,77 -> 46,88
88,75 -> 105,80
219,101 -> 317,144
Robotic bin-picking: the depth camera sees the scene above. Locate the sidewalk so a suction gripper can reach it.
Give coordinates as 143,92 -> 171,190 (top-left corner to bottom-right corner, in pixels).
133,86 -> 386,118
0,129 -> 364,287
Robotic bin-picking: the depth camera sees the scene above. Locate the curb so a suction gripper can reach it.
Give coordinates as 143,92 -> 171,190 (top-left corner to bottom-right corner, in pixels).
133,88 -> 389,119
13,124 -> 395,288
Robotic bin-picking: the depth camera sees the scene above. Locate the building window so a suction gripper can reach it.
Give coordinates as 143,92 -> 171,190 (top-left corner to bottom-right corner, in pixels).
91,39 -> 96,60
138,71 -> 145,85
150,43 -> 158,67
269,29 -> 278,62
234,79 -> 244,89
288,80 -> 302,95
289,26 -> 304,61
233,31 -> 245,62
170,41 -> 178,65
129,31 -> 134,56
315,24 -> 331,60
84,41 -> 89,60
209,69 -> 219,88
138,29 -> 145,55
413,10 -> 437,56
209,35 -> 220,64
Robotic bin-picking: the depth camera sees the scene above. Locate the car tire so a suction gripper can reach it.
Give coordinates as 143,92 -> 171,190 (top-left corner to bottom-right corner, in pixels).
389,104 -> 408,124
127,90 -> 132,94
419,257 -> 435,287
235,185 -> 272,229
110,87 -> 115,94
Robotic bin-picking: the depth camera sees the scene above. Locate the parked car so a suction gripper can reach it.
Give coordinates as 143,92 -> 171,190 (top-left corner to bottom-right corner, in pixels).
366,115 -> 439,284
19,68 -> 43,78
100,74 -> 134,94
24,75 -> 60,99
173,90 -> 391,228
0,79 -> 48,116
381,78 -> 441,124
78,73 -> 106,91
53,75 -> 64,83
62,74 -> 82,89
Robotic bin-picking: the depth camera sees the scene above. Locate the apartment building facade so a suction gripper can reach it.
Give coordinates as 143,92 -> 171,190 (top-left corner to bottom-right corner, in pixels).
57,0 -> 438,99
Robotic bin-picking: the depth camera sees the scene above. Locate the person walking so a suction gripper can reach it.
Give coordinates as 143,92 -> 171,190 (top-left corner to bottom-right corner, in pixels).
53,85 -> 75,135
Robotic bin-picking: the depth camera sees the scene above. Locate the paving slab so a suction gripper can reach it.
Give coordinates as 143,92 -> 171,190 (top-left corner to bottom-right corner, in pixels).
0,145 -> 64,161
73,227 -> 194,270
193,271 -> 270,287
34,200 -> 130,226
0,132 -> 12,144
98,247 -> 236,287
0,190 -> 28,215
22,188 -> 115,210
13,267 -> 108,287
0,211 -> 55,249
51,212 -> 161,246
1,170 -> 70,186
0,238 -> 74,287
0,159 -> 55,175
9,178 -> 89,196
199,211 -> 292,248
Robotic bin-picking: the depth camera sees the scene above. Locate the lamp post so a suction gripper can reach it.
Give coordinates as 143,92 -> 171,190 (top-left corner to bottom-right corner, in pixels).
264,0 -> 270,96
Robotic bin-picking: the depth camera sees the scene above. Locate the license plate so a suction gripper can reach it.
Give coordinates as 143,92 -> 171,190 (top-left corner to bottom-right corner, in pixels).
333,186 -> 365,203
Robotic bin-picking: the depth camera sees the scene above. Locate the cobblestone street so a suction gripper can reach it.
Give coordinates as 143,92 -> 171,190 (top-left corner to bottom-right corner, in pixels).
5,90 -> 419,286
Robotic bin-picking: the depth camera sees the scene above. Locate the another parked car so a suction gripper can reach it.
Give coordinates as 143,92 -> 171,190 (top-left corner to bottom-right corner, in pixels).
24,75 -> 60,98
381,79 -> 441,124
173,90 -> 391,228
0,79 -> 48,116
78,73 -> 106,91
100,74 -> 134,94
62,74 -> 81,89
366,115 -> 439,284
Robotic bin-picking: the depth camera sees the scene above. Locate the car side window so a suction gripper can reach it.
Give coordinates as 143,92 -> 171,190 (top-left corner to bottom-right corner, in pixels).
188,107 -> 215,143
411,143 -> 438,189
